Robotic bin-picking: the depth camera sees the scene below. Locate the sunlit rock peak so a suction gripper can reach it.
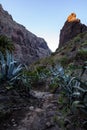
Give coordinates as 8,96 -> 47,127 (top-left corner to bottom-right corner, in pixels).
58,13 -> 87,48
67,13 -> 80,22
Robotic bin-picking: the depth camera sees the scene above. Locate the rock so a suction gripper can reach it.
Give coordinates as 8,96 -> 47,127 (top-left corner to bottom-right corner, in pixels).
29,106 -> 34,111
35,108 -> 44,113
0,4 -> 51,65
59,13 -> 87,48
44,103 -> 54,109
30,90 -> 51,99
67,13 -> 80,22
46,121 -> 52,128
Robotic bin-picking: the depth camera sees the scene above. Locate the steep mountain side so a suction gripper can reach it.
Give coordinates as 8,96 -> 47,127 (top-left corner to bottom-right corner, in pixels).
59,13 -> 87,48
56,32 -> 87,65
0,4 -> 51,64
34,31 -> 87,71
30,13 -> 87,70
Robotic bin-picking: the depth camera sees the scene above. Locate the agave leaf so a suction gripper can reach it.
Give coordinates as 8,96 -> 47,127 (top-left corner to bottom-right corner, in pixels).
67,77 -> 76,87
6,50 -> 11,66
1,63 -> 6,74
10,73 -> 21,82
0,51 -> 5,65
71,101 -> 80,112
7,61 -> 17,77
73,86 -> 86,93
72,92 -> 81,97
12,64 -> 22,76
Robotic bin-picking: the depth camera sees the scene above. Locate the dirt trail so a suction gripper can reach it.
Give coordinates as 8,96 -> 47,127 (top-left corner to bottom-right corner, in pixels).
14,91 -> 61,130
1,90 -> 85,130
1,91 -> 62,130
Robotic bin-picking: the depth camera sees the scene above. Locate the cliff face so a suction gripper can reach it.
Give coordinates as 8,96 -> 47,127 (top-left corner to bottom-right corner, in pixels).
59,13 -> 87,48
0,4 -> 51,64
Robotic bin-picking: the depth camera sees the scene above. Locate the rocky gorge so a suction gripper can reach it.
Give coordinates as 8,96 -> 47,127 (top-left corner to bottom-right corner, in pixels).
0,5 -> 87,130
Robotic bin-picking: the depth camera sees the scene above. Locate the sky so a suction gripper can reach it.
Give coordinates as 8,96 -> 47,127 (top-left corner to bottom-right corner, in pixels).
0,0 -> 87,52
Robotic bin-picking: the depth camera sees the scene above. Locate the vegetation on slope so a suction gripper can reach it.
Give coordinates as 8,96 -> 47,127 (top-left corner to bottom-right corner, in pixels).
0,32 -> 87,129
27,32 -> 87,129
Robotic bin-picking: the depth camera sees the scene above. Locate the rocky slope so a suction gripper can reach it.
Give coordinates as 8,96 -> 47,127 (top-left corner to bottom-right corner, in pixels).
59,13 -> 87,48
34,18 -> 87,77
0,4 -> 51,64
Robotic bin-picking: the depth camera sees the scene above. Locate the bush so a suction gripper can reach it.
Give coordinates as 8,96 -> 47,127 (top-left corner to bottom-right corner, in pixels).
59,56 -> 69,67
0,35 -> 15,54
22,66 -> 51,88
74,35 -> 81,43
76,49 -> 87,60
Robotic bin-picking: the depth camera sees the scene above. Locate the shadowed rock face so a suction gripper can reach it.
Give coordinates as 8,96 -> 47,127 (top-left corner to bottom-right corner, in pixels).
0,4 -> 51,64
59,13 -> 87,48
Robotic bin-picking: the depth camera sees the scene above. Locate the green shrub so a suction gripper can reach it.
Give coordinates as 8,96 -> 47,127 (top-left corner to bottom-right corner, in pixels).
68,63 -> 82,70
76,49 -> 87,60
59,56 -> 69,67
81,41 -> 87,46
0,35 -> 15,54
23,66 -> 51,88
74,36 -> 81,43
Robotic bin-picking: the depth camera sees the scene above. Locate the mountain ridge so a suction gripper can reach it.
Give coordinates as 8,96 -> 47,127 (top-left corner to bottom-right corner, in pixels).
0,4 -> 51,64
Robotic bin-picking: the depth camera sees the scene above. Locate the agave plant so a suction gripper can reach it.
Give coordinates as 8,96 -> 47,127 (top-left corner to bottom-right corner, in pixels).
0,50 -> 23,85
50,64 -> 87,114
70,63 -> 87,114
50,64 -> 71,93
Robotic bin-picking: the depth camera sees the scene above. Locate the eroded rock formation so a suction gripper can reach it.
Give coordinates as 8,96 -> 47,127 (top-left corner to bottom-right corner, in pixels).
59,13 -> 87,48
0,4 -> 51,64
67,13 -> 80,22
